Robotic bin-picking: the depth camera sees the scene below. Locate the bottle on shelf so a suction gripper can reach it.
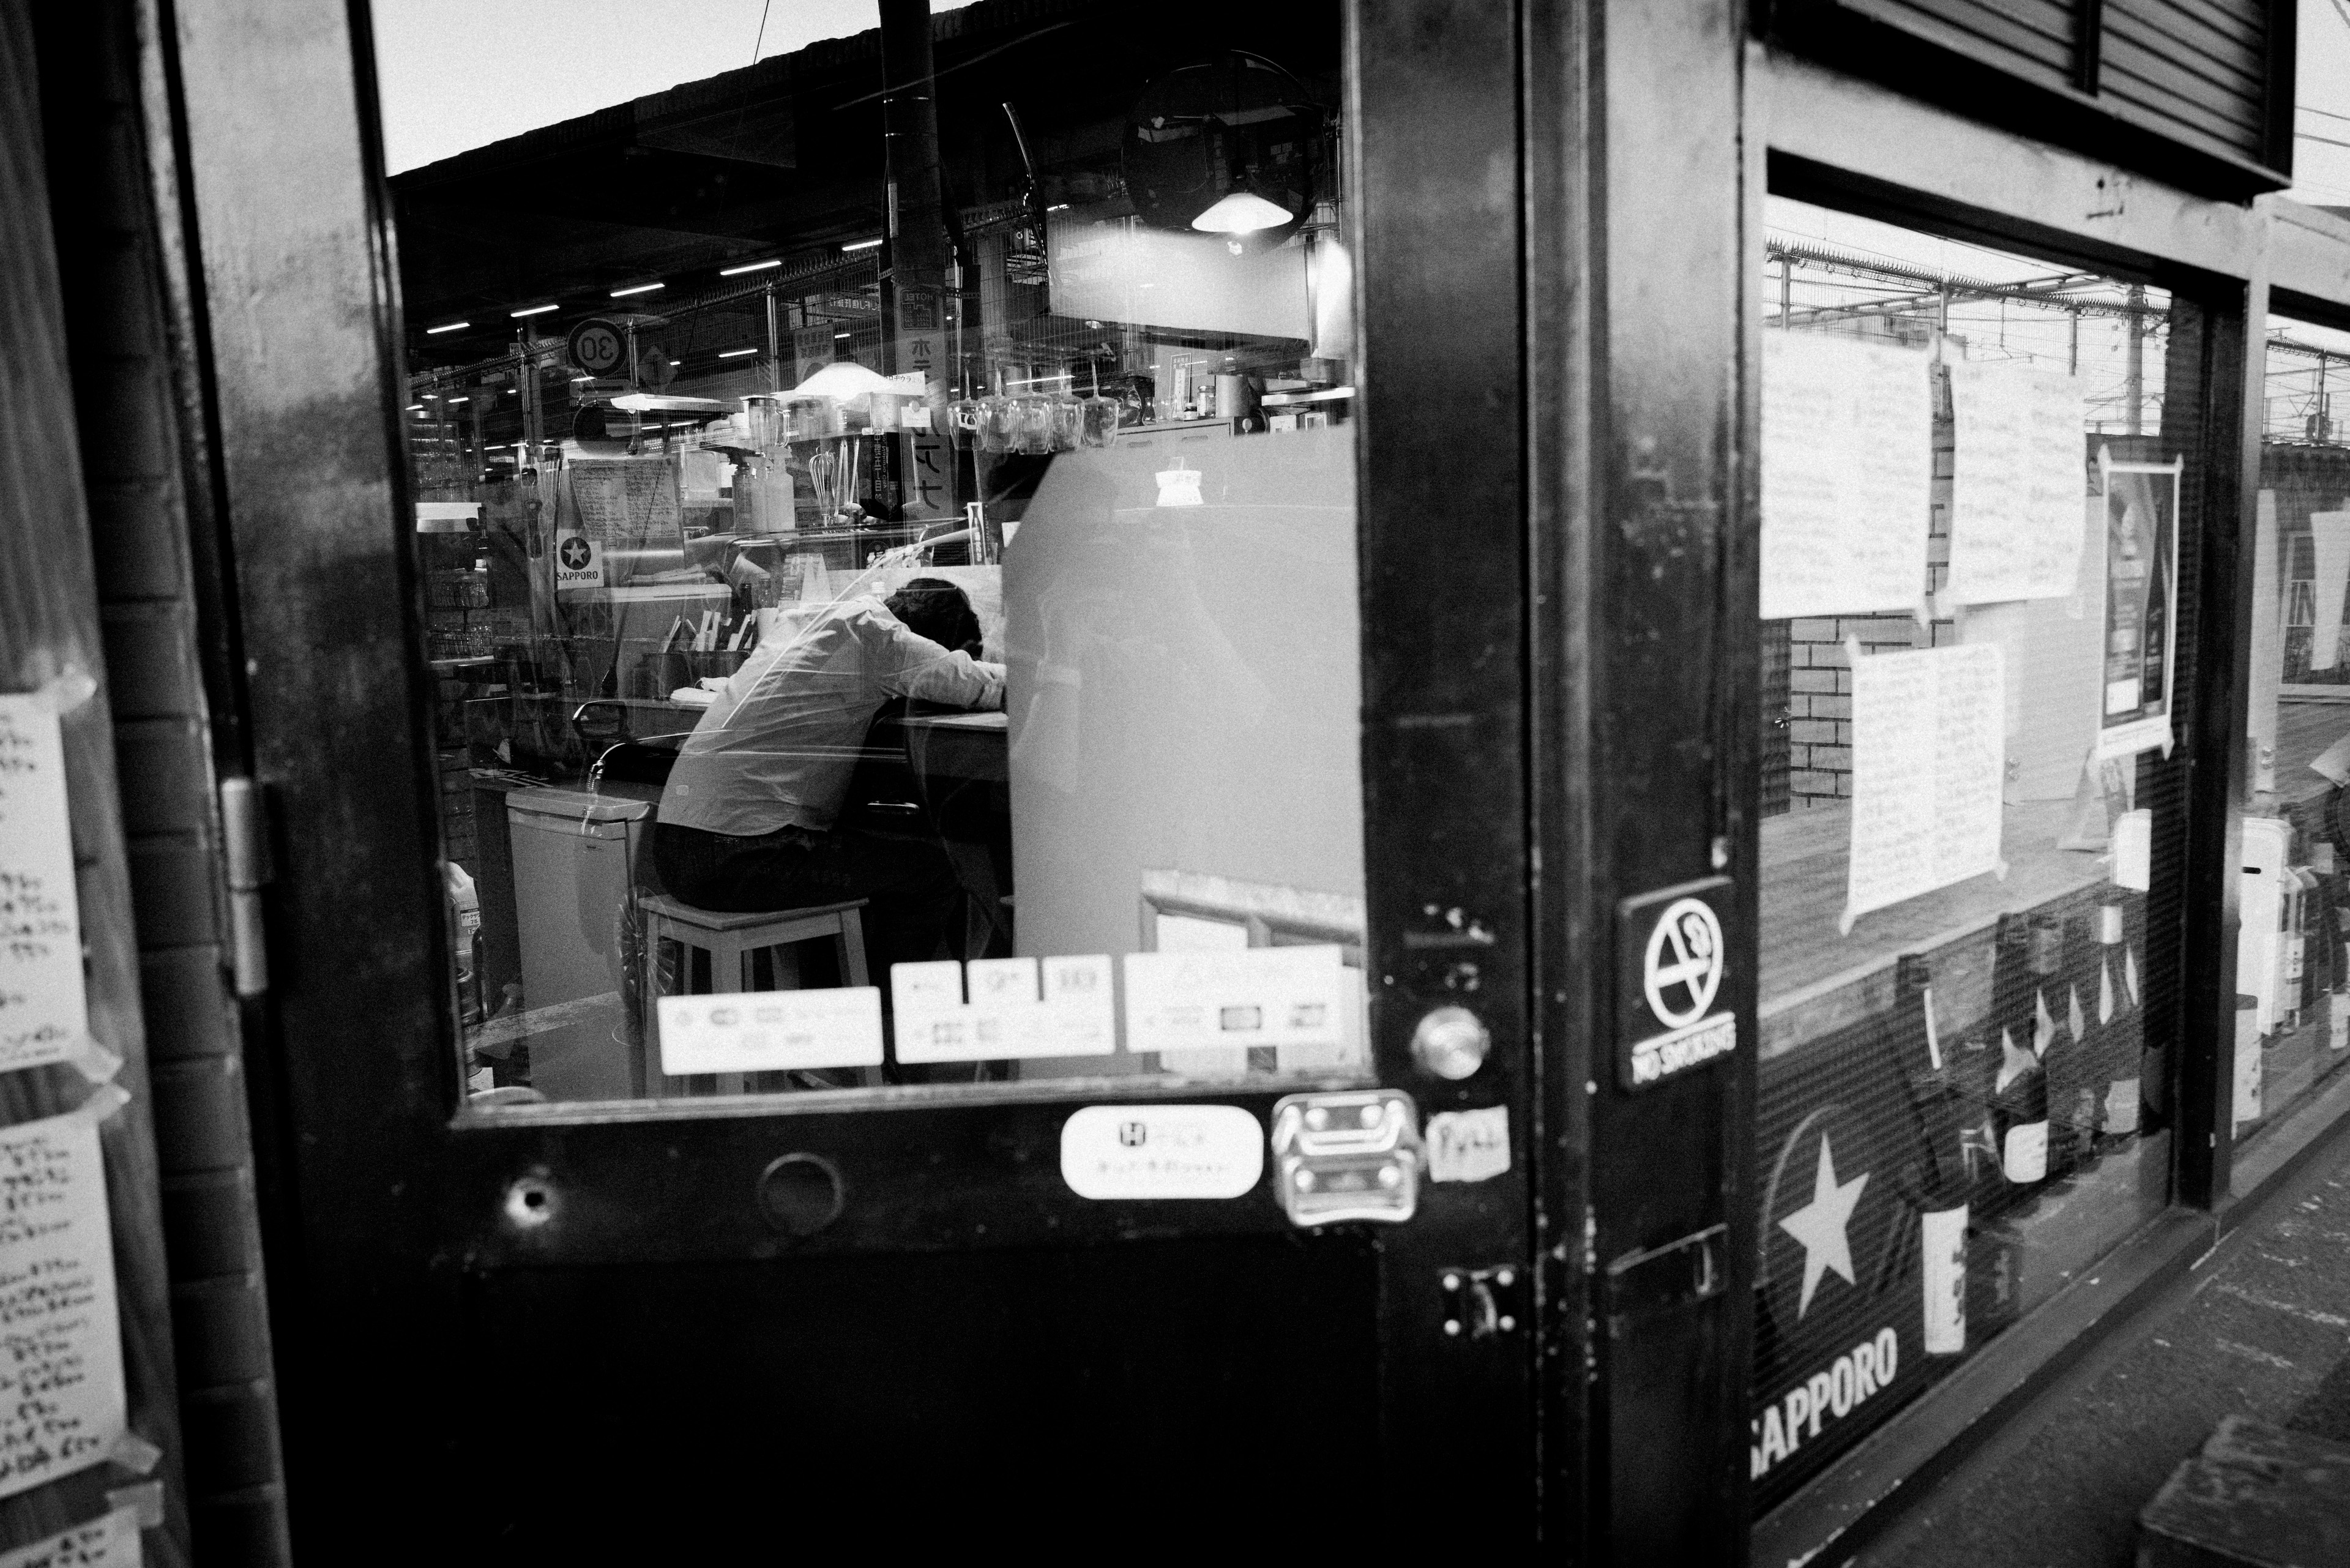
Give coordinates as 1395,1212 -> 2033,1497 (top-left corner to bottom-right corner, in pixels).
1991,913 -> 2051,1187
2279,846 -> 2310,1036
1891,955 -> 1971,1356
2094,898 -> 2142,1152
2309,840 -> 2348,1052
2053,912 -> 2105,1173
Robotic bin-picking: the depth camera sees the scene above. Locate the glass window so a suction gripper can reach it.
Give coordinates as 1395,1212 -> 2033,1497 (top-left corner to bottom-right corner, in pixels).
386,3 -> 1368,1106
1749,198 -> 2189,1508
2231,310 -> 2350,1161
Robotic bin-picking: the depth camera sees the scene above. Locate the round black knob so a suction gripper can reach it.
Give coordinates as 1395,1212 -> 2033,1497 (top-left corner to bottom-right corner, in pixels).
756,1153 -> 845,1238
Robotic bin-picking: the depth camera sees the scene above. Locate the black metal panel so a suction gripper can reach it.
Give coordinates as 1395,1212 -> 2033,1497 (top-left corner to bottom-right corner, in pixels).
1761,0 -> 2292,198
1529,0 -> 1755,1558
1351,0 -> 1538,1534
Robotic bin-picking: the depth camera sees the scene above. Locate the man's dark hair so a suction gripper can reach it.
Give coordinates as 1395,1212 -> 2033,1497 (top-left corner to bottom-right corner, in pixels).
884,577 -> 983,657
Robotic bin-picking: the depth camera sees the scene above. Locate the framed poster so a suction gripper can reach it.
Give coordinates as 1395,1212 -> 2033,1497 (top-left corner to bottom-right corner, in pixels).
2092,448 -> 2183,762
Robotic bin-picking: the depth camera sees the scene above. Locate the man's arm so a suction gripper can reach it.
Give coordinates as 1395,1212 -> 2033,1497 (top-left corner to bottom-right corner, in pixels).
876,617 -> 1005,710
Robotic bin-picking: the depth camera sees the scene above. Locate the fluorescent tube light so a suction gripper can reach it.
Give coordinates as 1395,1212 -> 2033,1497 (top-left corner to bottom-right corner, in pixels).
720,258 -> 782,275
509,304 -> 558,318
611,282 -> 665,297
841,238 -> 883,252
425,321 -> 469,334
718,348 -> 758,359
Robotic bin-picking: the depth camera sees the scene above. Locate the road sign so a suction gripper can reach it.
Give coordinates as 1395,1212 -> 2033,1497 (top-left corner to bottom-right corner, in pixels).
567,317 -> 626,378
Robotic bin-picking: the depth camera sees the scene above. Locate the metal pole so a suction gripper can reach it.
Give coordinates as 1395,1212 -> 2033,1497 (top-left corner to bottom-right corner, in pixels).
2069,308 -> 2079,375
1778,255 -> 1791,330
2124,283 -> 2144,435
766,283 -> 781,392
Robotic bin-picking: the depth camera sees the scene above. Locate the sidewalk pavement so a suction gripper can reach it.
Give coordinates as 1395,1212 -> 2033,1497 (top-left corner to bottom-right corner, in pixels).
1859,1126 -> 2350,1567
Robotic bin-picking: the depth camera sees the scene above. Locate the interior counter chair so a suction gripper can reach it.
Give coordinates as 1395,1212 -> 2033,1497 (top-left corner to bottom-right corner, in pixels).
636,895 -> 870,1097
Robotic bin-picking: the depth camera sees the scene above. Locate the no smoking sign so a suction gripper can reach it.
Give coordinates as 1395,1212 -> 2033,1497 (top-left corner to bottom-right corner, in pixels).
1617,876 -> 1738,1091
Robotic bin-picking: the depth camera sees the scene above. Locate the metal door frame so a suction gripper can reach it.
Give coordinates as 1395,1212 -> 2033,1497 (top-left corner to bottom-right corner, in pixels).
149,0 -> 1543,1551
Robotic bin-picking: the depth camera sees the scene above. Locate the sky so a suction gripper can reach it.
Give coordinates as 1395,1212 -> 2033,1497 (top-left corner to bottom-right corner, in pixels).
371,0 -> 974,174
2291,0 -> 2350,209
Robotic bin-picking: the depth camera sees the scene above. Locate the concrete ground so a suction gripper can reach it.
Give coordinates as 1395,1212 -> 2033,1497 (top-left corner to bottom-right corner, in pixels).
1858,1122 -> 2350,1567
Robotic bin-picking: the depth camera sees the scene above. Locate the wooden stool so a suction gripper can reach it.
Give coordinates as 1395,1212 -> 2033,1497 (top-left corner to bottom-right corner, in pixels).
637,894 -> 869,1097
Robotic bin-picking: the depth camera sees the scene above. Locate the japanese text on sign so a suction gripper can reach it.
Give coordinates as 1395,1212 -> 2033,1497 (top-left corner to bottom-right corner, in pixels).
0,1097 -> 129,1501
0,697 -> 87,1075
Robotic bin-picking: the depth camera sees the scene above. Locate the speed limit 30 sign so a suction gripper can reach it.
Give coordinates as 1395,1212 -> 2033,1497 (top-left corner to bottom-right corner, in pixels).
1617,876 -> 1739,1090
567,316 -> 626,378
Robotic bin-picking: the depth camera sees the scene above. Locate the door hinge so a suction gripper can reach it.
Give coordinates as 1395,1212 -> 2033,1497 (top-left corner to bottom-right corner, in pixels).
219,777 -> 272,999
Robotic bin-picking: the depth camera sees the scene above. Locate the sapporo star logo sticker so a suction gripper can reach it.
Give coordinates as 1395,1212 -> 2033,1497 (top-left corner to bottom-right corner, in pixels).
559,536 -> 594,571
1777,1135 -> 1870,1318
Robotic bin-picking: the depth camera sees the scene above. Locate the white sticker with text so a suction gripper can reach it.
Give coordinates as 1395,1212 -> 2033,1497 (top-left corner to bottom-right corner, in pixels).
657,988 -> 884,1074
1060,1104 -> 1264,1200
1427,1106 -> 1512,1183
1123,946 -> 1347,1056
891,955 -> 1116,1062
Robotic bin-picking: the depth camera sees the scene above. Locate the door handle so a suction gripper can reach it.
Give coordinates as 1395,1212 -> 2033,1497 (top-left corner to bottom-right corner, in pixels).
1269,1089 -> 1424,1226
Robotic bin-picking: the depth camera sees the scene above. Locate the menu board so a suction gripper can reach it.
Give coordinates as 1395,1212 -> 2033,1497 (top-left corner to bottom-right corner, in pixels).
0,1094 -> 129,1500
0,1506 -> 140,1568
1761,332 -> 1934,621
556,457 -> 683,593
1843,643 -> 2007,930
1945,360 -> 2089,605
0,696 -> 87,1075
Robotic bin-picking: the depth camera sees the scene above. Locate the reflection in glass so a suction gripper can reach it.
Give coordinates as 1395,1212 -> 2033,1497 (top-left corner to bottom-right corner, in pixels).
387,3 -> 1367,1107
2232,313 -> 2350,1160
1748,200 -> 2181,1509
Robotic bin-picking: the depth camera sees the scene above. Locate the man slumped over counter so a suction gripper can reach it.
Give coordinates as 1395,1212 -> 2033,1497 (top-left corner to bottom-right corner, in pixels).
654,578 -> 1002,985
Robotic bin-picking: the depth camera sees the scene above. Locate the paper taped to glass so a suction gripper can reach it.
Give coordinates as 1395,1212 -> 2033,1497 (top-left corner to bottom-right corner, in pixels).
1761,332 -> 1934,622
1843,643 -> 2008,932
1945,360 -> 2089,606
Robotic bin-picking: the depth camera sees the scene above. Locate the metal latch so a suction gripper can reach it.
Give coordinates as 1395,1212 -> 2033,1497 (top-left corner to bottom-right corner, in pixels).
1269,1089 -> 1423,1226
219,778 -> 272,999
1603,1222 -> 1728,1340
1440,1264 -> 1526,1339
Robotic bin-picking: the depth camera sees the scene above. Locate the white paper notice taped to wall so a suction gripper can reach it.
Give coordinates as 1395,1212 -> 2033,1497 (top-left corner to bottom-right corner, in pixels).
0,696 -> 89,1078
1761,332 -> 1934,621
0,1094 -> 130,1502
0,1505 -> 141,1568
2310,509 -> 2350,671
890,955 -> 1116,1062
1945,360 -> 2089,605
656,988 -> 884,1075
1843,643 -> 2008,933
1122,946 -> 1349,1058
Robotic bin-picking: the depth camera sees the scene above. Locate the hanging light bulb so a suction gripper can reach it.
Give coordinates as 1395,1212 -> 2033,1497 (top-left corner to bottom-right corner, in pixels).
1190,190 -> 1293,234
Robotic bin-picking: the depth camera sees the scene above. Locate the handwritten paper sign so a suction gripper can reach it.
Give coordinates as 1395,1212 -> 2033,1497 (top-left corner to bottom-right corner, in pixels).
890,955 -> 1115,1063
0,1506 -> 140,1568
1843,643 -> 2007,931
1426,1107 -> 1512,1184
0,1094 -> 129,1501
565,457 -> 682,547
0,698 -> 87,1075
1945,360 -> 2089,605
1761,332 -> 1934,621
655,988 -> 884,1075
